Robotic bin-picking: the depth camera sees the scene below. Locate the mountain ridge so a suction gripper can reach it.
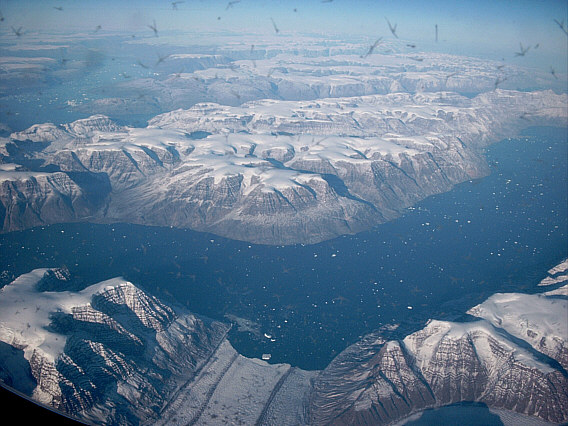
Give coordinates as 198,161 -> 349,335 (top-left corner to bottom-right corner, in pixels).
0,263 -> 567,425
1,89 -> 565,245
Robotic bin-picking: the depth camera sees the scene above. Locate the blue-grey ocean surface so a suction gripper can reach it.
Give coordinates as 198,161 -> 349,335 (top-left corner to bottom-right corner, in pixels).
0,126 -> 566,371
400,402 -> 557,426
402,402 -> 503,425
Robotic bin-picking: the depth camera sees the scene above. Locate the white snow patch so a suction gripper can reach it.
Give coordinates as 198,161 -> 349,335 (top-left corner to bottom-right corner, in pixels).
467,292 -> 567,361
0,269 -> 133,363
403,318 -> 555,373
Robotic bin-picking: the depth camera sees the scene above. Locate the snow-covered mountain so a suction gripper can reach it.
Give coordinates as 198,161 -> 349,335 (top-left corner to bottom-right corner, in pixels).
0,263 -> 567,425
0,268 -> 230,424
0,267 -> 315,425
468,293 -> 568,373
82,50 -> 565,118
1,89 -> 565,244
308,280 -> 568,425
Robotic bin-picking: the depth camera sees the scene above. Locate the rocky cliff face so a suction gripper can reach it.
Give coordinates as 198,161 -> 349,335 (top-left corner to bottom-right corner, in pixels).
0,269 -> 316,425
1,266 -> 567,425
0,90 -> 565,245
0,268 -> 230,424
0,165 -> 110,231
308,285 -> 568,425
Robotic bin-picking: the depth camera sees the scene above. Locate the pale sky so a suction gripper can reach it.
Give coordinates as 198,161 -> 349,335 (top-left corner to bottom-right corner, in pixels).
1,0 -> 567,71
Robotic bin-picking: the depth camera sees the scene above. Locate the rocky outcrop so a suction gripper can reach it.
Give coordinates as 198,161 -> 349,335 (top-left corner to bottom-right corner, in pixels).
1,90 -> 565,244
0,166 -> 110,231
308,289 -> 568,425
1,267 -> 567,425
0,269 -> 316,425
0,269 -> 230,424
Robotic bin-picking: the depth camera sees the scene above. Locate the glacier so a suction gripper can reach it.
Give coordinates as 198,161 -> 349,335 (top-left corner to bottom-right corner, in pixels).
0,262 -> 567,425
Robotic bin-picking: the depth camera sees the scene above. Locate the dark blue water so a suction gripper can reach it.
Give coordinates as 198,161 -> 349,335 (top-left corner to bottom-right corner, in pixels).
404,403 -> 503,425
0,126 -> 566,370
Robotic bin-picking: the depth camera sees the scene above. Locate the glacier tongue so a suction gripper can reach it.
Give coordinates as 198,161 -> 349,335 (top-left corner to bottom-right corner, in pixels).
0,263 -> 567,424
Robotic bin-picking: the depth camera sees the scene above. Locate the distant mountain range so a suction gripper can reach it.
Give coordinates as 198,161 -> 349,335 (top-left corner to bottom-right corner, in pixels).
1,89 -> 565,245
0,261 -> 566,424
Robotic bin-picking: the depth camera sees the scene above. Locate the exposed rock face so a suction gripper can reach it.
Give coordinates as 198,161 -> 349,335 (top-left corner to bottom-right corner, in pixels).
0,90 -> 565,244
308,289 -> 568,425
1,266 -> 567,425
308,335 -> 436,425
0,165 -> 110,232
0,268 -> 230,424
0,269 -> 317,425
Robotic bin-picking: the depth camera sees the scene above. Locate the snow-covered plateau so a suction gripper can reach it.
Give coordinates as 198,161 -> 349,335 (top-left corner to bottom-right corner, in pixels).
308,272 -> 568,425
0,261 -> 567,425
1,89 -> 565,244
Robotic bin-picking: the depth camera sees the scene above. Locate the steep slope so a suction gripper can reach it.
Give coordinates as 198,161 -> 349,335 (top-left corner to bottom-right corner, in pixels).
0,164 -> 110,231
308,287 -> 568,425
1,90 -> 565,245
0,268 -> 314,425
1,266 -> 567,425
0,268 -> 230,424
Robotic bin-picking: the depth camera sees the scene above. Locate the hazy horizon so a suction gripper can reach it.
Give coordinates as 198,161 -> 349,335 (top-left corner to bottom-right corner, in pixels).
1,0 -> 567,73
